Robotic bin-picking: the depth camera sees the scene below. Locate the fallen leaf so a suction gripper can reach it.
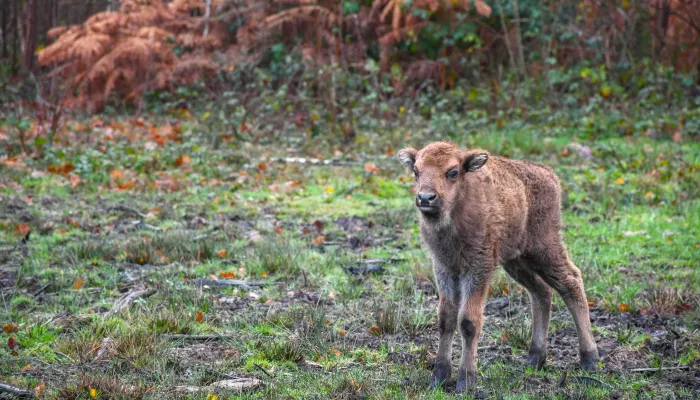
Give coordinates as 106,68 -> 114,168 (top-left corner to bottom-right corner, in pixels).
21,364 -> 31,372
312,220 -> 324,233
196,311 -> 203,322
3,323 -> 19,333
261,272 -> 268,278
216,249 -> 228,258
257,162 -> 267,171
618,303 -> 629,312
587,300 -> 597,307
219,271 -> 236,279
35,382 -> 45,396
14,223 -> 30,236
615,177 -> 624,185
312,235 -> 325,246
8,336 -> 17,349
72,278 -> 84,290
338,329 -> 347,337
275,226 -> 284,234
364,163 -> 379,175
333,348 -> 341,357
368,325 -> 382,335
175,154 -> 191,167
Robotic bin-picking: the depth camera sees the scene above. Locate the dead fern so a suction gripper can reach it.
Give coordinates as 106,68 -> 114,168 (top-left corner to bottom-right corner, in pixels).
38,0 -> 225,111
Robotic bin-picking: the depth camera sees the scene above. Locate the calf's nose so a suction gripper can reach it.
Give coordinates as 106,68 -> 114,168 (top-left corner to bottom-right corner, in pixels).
417,193 -> 437,205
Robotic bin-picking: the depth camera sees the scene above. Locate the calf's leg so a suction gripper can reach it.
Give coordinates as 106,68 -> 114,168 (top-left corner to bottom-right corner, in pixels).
504,258 -> 553,368
430,292 -> 457,388
456,279 -> 488,392
528,247 -> 599,370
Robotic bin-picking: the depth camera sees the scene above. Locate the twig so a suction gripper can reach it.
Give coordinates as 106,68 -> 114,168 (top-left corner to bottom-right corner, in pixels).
628,366 -> 690,373
107,205 -> 147,219
162,334 -> 235,341
190,279 -> 281,289
104,288 -> 156,319
0,382 -> 35,398
253,363 -> 272,378
31,283 -> 50,297
92,337 -> 113,362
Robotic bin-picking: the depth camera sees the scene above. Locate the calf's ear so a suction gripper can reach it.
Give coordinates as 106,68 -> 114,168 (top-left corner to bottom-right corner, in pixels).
463,152 -> 488,172
397,147 -> 418,171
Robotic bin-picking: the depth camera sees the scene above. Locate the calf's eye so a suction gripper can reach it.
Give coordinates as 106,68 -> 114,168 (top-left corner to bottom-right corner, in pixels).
413,169 -> 419,178
447,170 -> 458,180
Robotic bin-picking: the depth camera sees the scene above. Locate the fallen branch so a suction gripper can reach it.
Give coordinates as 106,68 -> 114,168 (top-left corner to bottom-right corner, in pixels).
93,337 -> 113,362
628,366 -> 690,373
104,288 -> 157,319
0,382 -> 35,399
162,334 -> 235,341
190,279 -> 281,289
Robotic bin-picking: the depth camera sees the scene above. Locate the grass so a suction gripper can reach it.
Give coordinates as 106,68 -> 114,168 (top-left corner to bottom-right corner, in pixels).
0,99 -> 698,399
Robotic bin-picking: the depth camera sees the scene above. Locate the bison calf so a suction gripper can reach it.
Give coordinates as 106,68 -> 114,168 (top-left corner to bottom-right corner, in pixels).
397,142 -> 599,392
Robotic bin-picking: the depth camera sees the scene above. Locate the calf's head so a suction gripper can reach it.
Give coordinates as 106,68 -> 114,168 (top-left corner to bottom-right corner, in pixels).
397,142 -> 489,220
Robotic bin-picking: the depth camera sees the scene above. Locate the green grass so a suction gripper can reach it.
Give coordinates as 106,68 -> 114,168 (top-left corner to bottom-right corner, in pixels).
0,104 -> 698,399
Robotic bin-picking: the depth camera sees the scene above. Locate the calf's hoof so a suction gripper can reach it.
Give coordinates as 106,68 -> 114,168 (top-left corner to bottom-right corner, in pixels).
580,349 -> 601,371
455,370 -> 477,393
525,349 -> 547,369
429,361 -> 451,389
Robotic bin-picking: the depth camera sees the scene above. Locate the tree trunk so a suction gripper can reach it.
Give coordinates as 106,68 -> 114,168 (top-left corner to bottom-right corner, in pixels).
22,0 -> 36,71
2,0 -> 7,60
203,0 -> 213,37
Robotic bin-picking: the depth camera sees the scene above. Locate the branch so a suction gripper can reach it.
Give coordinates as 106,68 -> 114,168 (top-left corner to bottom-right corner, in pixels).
0,382 -> 35,399
629,366 -> 690,372
104,288 -> 156,319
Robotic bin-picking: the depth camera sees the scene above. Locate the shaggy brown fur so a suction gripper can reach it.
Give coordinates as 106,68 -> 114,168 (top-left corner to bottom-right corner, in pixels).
397,141 -> 599,392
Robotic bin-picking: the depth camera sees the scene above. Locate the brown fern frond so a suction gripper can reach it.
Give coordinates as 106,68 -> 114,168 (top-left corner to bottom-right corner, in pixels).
70,34 -> 114,64
47,26 -> 69,40
264,6 -> 338,30
137,27 -> 174,42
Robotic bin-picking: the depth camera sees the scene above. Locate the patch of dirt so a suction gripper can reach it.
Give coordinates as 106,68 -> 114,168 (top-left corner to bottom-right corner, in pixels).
167,342 -> 240,366
386,351 -> 416,366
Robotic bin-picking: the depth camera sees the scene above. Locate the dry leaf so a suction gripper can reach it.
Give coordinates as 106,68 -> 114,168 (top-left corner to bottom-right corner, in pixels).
72,277 -> 84,290
587,300 -> 597,307
338,329 -> 347,337
275,226 -> 284,234
312,235 -> 325,246
14,223 -> 30,236
196,311 -> 203,322
3,323 -> 19,333
644,191 -> 654,199
257,162 -> 267,171
617,303 -> 629,312
175,154 -> 191,167
216,249 -> 228,258
364,163 -> 379,175
219,271 -> 236,279
312,220 -> 324,233
21,364 -> 31,372
368,325 -> 382,335
261,272 -> 268,278
35,382 -> 45,396
615,177 -> 624,185
8,336 -> 17,349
